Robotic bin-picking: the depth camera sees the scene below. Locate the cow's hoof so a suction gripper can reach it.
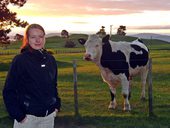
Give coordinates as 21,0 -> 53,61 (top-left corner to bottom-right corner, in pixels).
108,101 -> 117,109
123,104 -> 131,111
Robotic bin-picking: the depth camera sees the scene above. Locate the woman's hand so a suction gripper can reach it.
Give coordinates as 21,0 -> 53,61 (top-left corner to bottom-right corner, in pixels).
55,109 -> 59,113
53,109 -> 59,117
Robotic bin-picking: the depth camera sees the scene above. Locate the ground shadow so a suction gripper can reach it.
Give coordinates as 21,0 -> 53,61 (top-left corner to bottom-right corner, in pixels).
54,115 -> 169,128
0,114 -> 169,128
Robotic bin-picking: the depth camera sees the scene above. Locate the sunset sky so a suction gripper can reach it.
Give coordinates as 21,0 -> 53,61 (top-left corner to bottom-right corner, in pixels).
9,0 -> 170,35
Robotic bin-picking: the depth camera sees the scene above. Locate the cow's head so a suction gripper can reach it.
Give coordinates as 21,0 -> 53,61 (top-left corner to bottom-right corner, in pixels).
78,34 -> 110,62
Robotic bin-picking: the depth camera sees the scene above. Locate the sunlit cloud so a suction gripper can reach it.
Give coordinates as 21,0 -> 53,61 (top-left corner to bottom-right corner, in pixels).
8,0 -> 170,35
9,0 -> 170,16
129,25 -> 170,30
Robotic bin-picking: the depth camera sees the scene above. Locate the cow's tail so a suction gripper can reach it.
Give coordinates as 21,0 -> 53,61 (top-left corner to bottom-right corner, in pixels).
137,38 -> 150,52
137,38 -> 150,69
137,38 -> 144,44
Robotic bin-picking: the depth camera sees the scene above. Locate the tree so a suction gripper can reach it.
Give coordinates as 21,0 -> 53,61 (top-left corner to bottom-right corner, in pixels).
60,29 -> 76,48
96,26 -> 106,38
116,25 -> 126,36
14,33 -> 23,41
61,29 -> 69,38
64,39 -> 76,48
0,0 -> 28,47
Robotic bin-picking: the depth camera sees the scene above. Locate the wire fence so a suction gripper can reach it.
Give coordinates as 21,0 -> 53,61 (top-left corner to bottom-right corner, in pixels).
0,50 -> 19,55
0,56 -> 153,117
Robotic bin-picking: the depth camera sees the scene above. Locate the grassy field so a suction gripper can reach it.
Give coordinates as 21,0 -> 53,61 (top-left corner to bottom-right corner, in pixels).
0,34 -> 170,128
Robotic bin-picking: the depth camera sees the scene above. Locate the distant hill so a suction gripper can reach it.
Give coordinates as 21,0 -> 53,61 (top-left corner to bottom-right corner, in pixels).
45,33 -> 61,38
131,33 -> 170,43
46,32 -> 170,43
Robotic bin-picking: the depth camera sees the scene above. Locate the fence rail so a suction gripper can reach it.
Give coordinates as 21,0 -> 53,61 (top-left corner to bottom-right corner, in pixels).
0,50 -> 19,55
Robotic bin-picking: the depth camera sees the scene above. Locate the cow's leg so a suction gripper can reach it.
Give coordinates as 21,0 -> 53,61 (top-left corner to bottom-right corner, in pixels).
108,89 -> 117,109
140,68 -> 148,100
100,70 -> 118,109
121,75 -> 131,111
128,76 -> 132,100
123,94 -> 131,111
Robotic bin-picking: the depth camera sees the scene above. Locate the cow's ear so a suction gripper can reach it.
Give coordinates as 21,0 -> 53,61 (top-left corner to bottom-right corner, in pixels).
78,38 -> 86,45
102,35 -> 110,43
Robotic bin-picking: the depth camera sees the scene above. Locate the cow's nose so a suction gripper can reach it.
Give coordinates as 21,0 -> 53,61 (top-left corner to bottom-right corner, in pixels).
84,54 -> 91,61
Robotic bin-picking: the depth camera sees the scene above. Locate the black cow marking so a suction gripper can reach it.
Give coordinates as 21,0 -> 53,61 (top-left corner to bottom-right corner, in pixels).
110,90 -> 115,101
101,39 -> 129,80
130,44 -> 148,69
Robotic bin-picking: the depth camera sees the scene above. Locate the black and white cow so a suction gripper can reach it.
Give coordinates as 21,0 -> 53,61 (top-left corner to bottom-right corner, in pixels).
78,34 -> 149,111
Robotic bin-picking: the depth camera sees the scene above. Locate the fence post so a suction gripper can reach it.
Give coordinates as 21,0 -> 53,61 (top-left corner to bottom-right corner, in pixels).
148,58 -> 154,117
73,60 -> 79,117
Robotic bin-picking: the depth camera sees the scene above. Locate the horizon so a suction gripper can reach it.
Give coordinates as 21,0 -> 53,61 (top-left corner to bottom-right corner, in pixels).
9,28 -> 170,37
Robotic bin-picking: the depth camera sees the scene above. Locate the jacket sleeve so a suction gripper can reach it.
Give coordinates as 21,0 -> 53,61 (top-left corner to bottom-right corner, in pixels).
52,57 -> 61,111
3,55 -> 26,122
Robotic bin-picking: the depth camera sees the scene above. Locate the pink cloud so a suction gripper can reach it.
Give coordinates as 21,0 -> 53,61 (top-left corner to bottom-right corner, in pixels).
23,0 -> 170,16
129,25 -> 170,30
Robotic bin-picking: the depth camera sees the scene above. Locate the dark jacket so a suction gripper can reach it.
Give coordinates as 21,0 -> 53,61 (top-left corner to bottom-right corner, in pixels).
3,48 -> 61,122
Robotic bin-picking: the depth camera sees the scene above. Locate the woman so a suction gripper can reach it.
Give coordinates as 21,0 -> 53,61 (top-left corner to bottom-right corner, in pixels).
3,24 -> 61,128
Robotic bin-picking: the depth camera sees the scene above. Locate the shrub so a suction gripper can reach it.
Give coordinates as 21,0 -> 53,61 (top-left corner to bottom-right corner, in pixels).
64,40 -> 76,48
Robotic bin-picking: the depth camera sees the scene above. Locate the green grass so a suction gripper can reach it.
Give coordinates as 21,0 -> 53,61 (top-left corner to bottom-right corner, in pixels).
0,34 -> 170,128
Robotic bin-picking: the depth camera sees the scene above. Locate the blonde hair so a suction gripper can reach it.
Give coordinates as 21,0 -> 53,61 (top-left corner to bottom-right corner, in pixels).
21,24 -> 45,50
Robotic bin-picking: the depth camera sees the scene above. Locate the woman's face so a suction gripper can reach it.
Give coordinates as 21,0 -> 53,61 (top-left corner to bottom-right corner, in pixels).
28,28 -> 45,50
